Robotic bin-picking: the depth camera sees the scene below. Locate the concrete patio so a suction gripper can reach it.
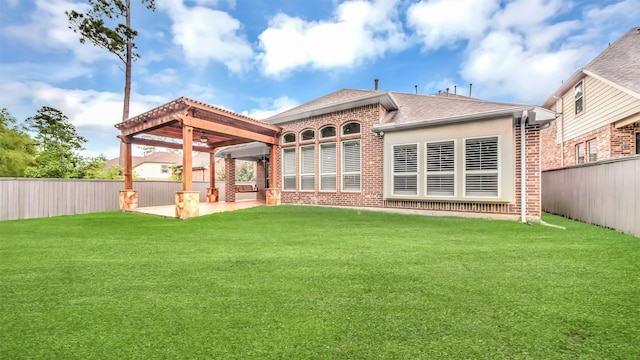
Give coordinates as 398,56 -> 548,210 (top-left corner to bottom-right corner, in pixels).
129,199 -> 265,218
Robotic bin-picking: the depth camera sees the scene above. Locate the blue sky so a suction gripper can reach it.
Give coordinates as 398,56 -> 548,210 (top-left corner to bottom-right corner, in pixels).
1,0 -> 638,158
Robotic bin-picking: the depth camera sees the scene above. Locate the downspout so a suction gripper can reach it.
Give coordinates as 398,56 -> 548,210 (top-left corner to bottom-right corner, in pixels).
520,111 -> 528,223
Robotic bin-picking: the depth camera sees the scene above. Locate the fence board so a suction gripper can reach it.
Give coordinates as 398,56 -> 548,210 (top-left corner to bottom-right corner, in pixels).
0,179 -> 256,221
542,155 -> 640,237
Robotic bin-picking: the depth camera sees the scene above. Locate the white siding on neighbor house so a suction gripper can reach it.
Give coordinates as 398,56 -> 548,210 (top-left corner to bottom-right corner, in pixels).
560,76 -> 640,142
134,162 -> 174,179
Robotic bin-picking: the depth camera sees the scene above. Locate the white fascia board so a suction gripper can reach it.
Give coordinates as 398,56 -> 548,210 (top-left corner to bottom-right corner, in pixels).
371,107 -> 535,133
541,70 -> 586,108
216,142 -> 268,160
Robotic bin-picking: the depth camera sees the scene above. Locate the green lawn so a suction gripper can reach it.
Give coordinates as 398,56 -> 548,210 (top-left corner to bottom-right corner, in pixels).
1,206 -> 639,359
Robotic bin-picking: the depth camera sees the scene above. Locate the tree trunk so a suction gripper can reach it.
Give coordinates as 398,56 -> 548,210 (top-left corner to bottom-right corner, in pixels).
120,0 -> 133,170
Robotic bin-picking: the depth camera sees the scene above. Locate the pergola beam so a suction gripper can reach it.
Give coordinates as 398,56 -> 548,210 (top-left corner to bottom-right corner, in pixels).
179,115 -> 279,145
125,136 -> 213,153
120,113 -> 183,137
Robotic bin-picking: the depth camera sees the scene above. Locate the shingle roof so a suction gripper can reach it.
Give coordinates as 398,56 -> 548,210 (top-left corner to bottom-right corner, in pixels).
265,88 -> 527,128
104,152 -> 182,171
584,26 -> 640,95
542,26 -> 640,107
386,92 -> 525,126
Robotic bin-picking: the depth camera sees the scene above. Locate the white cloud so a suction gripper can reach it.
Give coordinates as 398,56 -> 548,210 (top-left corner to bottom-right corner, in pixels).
258,0 -> 409,77
0,80 -> 165,127
407,0 -> 499,49
461,30 -> 583,102
409,0 -> 639,103
1,0 -> 107,63
241,96 -> 300,120
157,0 -> 254,73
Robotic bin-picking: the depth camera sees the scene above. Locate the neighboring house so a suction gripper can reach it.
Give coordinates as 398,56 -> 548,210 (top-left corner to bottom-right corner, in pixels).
540,26 -> 640,170
219,88 -> 556,221
105,152 -> 182,180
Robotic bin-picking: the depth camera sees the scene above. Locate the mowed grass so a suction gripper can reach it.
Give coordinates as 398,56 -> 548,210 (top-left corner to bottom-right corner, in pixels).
1,206 -> 639,359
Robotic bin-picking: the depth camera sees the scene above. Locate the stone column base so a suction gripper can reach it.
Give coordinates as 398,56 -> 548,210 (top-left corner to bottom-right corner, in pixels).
175,191 -> 200,219
119,190 -> 138,211
265,188 -> 281,206
206,188 -> 219,202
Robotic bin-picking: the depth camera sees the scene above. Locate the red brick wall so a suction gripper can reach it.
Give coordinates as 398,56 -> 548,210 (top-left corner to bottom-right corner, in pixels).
275,104 -> 544,219
277,104 -> 385,207
541,121 -> 638,170
224,155 -> 236,202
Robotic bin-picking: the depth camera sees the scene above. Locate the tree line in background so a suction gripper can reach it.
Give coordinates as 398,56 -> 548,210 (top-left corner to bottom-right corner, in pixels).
0,107 -> 121,179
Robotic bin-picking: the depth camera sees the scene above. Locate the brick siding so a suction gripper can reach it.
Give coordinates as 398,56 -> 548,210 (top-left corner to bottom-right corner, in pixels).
275,104 -> 543,219
541,121 -> 638,170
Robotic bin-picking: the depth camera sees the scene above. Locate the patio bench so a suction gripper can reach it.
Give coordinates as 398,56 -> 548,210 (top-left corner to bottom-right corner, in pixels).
236,184 -> 258,193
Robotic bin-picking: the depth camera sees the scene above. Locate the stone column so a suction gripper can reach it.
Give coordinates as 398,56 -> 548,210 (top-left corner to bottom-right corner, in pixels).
265,188 -> 281,206
175,191 -> 200,219
206,187 -> 219,202
119,189 -> 138,211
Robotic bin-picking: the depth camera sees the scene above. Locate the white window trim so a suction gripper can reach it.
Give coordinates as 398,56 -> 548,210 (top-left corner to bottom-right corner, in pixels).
282,132 -> 296,144
300,129 -> 315,142
587,139 -> 597,163
341,122 -> 361,136
425,139 -> 456,198
341,139 -> 361,192
575,81 -> 584,115
319,142 -> 337,192
320,126 -> 337,139
576,143 -> 585,164
462,135 -> 500,199
392,143 -> 419,197
299,145 -> 315,192
282,147 -> 296,191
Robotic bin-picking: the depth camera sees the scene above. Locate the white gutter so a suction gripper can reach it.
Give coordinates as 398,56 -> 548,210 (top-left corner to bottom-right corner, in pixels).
520,110 -> 528,223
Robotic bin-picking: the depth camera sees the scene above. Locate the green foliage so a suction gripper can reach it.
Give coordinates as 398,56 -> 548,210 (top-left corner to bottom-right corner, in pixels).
0,108 -> 36,176
66,0 -> 156,64
235,160 -> 256,181
0,209 -> 638,358
24,107 -> 87,178
80,154 -> 123,179
215,160 -> 256,181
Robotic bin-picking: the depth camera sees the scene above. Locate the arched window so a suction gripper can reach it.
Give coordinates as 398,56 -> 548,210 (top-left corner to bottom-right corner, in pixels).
283,133 -> 296,143
301,129 -> 315,141
320,126 -> 336,138
342,122 -> 361,135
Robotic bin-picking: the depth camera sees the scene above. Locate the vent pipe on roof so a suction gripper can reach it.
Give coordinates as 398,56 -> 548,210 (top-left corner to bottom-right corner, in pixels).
469,83 -> 473,97
415,85 -> 418,94
438,90 -> 442,94
446,87 -> 449,97
374,78 -> 379,90
454,85 -> 457,95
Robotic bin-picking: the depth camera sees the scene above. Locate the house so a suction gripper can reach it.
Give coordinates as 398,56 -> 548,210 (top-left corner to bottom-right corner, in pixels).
219,88 -> 556,222
105,151 -> 182,180
540,26 -> 640,170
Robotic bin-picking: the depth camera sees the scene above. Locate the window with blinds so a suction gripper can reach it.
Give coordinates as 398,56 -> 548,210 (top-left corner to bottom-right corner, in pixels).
320,143 -> 336,191
465,136 -> 498,196
282,148 -> 296,190
300,145 -> 315,191
342,140 -> 361,191
393,144 -> 418,195
426,140 -> 455,196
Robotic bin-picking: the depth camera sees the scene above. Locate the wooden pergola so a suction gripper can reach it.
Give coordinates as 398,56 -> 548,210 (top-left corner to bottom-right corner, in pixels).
114,97 -> 281,218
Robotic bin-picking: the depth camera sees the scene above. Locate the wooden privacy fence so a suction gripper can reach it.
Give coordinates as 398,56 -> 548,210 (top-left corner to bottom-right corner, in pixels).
0,179 -> 234,221
542,155 -> 640,237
